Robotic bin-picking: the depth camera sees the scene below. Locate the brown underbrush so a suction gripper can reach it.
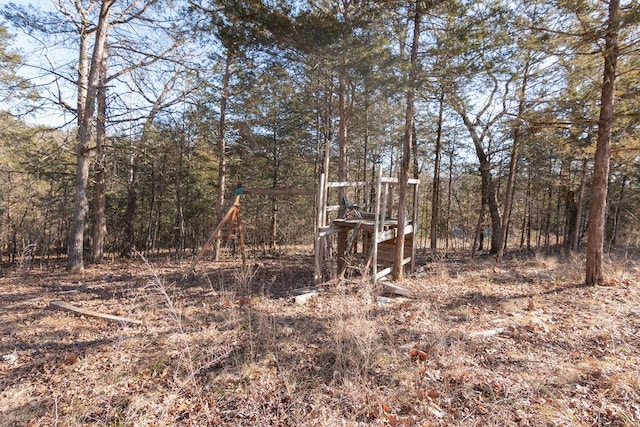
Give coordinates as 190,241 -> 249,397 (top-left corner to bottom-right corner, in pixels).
1,249 -> 639,426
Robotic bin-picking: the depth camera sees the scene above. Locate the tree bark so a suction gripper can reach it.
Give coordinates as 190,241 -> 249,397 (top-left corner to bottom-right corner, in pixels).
214,49 -> 233,260
472,194 -> 486,258
174,137 -> 185,259
430,89 -> 444,256
445,146 -> 454,254
122,152 -> 139,258
91,53 -> 108,264
608,175 -> 627,249
496,59 -> 530,262
67,0 -> 113,271
394,1 -> 421,281
450,101 -> 503,255
336,64 -> 349,276
586,0 -> 619,285
571,159 -> 588,251
77,31 -> 90,126
270,127 -> 281,249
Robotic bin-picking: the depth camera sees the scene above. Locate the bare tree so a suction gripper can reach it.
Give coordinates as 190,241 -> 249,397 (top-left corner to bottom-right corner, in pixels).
585,0 -> 620,285
91,53 -> 107,263
67,0 -> 113,271
394,0 -> 422,281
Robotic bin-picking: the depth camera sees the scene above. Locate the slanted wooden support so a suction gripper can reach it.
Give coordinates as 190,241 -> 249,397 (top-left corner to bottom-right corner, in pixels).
236,205 -> 246,266
186,195 -> 243,277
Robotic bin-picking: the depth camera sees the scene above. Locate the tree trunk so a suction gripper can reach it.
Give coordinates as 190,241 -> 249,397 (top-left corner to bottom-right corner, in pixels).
394,1 -> 421,281
337,64 -> 349,276
121,72 -> 176,258
586,0 -> 619,285
451,105 -> 502,255
445,146 -> 454,254
77,31 -> 90,126
430,89 -> 444,256
91,54 -> 107,264
480,160 -> 502,254
67,0 -> 113,271
472,193 -> 486,258
608,175 -> 627,250
270,127 -> 280,249
214,49 -> 233,260
571,159 -> 588,251
122,151 -> 138,258
144,168 -> 157,254
175,138 -> 185,259
544,169 -> 553,252
497,59 -> 530,262
556,159 -> 568,247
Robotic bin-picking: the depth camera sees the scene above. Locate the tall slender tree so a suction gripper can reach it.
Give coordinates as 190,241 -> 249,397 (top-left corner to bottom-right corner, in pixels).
67,0 -> 114,271
91,53 -> 108,263
585,0 -> 620,285
394,0 -> 422,281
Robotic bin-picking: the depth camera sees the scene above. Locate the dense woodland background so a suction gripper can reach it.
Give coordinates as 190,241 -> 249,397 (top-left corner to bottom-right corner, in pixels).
0,0 -> 638,272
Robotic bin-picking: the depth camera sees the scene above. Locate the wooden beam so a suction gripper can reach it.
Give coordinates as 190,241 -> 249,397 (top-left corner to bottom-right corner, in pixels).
243,187 -> 315,196
49,300 -> 142,325
378,224 -> 415,243
326,181 -> 368,188
319,225 -> 341,237
380,177 -> 420,185
375,257 -> 411,280
382,283 -> 413,298
294,291 -> 319,305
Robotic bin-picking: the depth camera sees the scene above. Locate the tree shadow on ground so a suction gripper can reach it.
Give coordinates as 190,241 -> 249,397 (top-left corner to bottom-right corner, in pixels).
441,282 -> 592,312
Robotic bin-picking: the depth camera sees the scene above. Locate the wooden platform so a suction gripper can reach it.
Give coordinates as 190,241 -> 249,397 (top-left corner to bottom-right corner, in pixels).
314,168 -> 419,284
333,218 -> 397,231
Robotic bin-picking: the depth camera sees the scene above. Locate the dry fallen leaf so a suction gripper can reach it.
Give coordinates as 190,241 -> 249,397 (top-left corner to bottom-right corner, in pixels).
64,353 -> 78,365
384,413 -> 398,426
236,296 -> 251,306
409,349 -> 419,361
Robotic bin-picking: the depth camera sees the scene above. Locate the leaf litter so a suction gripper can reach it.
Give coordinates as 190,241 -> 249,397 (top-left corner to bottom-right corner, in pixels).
0,250 -> 639,426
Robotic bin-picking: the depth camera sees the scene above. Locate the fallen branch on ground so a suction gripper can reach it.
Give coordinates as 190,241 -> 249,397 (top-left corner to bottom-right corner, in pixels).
49,300 -> 142,325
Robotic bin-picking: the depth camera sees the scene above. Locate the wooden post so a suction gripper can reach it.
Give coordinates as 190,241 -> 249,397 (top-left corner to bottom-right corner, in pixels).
314,174 -> 326,284
226,206 -> 238,240
372,167 -> 383,283
236,207 -> 246,267
411,181 -> 419,274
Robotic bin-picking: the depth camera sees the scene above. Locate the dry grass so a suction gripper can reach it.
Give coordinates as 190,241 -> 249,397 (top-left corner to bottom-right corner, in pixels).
1,249 -> 639,426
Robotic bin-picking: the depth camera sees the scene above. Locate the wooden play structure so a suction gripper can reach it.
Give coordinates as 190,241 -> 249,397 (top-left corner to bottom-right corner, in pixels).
186,172 -> 419,285
314,169 -> 420,284
185,186 -> 315,277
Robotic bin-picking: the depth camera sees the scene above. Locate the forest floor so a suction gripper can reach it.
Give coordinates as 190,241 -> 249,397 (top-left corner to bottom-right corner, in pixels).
1,247 -> 639,426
